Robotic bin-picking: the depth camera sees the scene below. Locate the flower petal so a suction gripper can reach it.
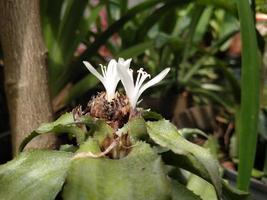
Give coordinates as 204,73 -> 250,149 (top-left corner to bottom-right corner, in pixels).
138,68 -> 170,97
119,58 -> 132,67
83,61 -> 104,83
104,59 -> 121,101
117,58 -> 134,95
106,59 -> 118,76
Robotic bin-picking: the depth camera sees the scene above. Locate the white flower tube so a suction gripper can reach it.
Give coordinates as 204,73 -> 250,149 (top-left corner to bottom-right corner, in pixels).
117,58 -> 170,108
83,59 -> 120,101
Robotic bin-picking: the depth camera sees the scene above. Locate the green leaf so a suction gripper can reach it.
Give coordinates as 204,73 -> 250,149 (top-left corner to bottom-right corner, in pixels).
49,0 -> 88,89
0,150 -> 72,200
135,2 -> 182,42
172,180 -> 202,200
40,0 -> 64,50
179,128 -> 208,139
186,174 -> 217,200
67,74 -> 99,103
221,181 -> 249,200
59,144 -> 78,153
159,7 -> 177,34
57,0 -> 88,59
117,117 -> 147,141
142,110 -> 163,121
63,142 -> 173,200
19,113 -> 95,152
197,0 -> 236,14
77,138 -> 101,154
91,120 -> 114,144
193,6 -> 213,43
146,120 -> 222,198
36,112 -> 75,132
128,117 -> 148,139
162,152 -> 249,200
116,41 -> 154,58
189,88 -> 235,113
211,59 -> 240,104
236,0 -> 261,191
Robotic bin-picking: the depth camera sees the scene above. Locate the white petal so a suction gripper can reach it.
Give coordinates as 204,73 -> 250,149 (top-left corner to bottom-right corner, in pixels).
120,58 -> 134,83
118,57 -> 125,63
117,59 -> 134,95
106,59 -> 117,76
119,58 -> 132,67
103,59 -> 120,101
83,61 -> 104,83
138,68 -> 170,97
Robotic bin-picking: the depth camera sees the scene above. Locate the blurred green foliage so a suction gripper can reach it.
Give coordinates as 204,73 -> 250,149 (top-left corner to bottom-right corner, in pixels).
40,0 -> 242,112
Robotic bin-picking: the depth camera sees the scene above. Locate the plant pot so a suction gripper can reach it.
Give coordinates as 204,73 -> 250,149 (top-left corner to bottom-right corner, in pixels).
0,131 -> 12,164
223,168 -> 267,200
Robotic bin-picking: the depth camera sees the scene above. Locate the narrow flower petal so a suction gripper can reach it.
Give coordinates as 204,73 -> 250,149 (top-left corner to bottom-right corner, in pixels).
104,59 -> 120,101
139,68 -> 170,95
119,58 -> 132,68
106,59 -> 117,76
117,58 -> 170,108
83,60 -> 120,101
117,58 -> 134,96
83,61 -> 104,83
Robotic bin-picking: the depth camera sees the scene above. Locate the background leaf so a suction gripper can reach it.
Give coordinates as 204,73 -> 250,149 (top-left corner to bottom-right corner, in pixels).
236,0 -> 261,192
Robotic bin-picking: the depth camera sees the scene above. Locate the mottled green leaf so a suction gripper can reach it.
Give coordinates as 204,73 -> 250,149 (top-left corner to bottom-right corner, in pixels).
162,151 -> 249,200
172,180 -> 202,200
119,117 -> 148,140
77,138 -> 101,154
63,142 -> 172,200
91,120 -> 114,144
20,113 -> 95,152
146,120 -> 221,197
179,128 -> 208,139
221,181 -> 249,200
186,174 -> 217,200
142,110 -> 163,121
0,150 -> 72,200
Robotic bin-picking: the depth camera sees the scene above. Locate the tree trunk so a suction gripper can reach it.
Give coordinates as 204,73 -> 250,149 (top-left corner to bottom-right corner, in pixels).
0,0 -> 57,155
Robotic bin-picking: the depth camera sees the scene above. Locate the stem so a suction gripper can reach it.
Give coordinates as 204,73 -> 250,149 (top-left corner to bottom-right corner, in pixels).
0,0 -> 57,154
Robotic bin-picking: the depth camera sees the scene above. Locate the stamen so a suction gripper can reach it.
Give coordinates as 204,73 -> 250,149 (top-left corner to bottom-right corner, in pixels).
127,69 -> 134,82
100,64 -> 107,77
136,68 -> 143,85
117,59 -> 170,108
135,68 -> 150,89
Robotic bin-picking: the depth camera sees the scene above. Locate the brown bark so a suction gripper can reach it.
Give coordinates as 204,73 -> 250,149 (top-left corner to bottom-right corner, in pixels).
0,0 -> 57,155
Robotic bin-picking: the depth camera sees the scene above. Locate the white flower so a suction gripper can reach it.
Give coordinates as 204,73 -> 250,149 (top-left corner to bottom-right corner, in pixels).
83,60 -> 120,101
117,58 -> 170,108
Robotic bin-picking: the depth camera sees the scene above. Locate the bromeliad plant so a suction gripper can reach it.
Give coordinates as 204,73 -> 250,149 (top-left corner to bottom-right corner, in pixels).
0,59 -> 247,200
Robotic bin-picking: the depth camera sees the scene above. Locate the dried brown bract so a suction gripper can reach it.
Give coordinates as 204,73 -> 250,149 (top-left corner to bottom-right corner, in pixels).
86,92 -> 131,129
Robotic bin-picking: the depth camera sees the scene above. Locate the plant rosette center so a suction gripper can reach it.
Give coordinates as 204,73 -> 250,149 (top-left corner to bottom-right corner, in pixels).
70,58 -> 170,159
